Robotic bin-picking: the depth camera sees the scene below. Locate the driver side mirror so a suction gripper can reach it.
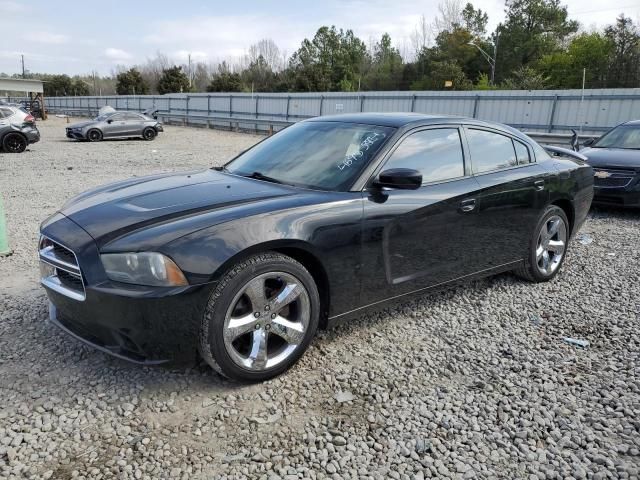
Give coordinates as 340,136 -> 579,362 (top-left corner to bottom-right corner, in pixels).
582,137 -> 595,147
107,119 -> 113,124
374,168 -> 422,190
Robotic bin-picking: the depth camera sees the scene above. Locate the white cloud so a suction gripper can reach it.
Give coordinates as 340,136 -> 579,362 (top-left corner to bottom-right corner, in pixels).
104,48 -> 133,61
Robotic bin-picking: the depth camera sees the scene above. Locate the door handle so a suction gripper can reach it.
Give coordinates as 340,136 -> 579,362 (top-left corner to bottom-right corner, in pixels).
459,199 -> 476,213
534,180 -> 545,191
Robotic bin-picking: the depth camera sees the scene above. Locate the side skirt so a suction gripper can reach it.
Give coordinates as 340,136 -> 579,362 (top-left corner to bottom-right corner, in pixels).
326,259 -> 523,328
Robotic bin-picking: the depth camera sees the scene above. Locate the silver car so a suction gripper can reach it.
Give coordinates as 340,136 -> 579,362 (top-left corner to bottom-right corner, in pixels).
66,111 -> 163,142
0,105 -> 40,153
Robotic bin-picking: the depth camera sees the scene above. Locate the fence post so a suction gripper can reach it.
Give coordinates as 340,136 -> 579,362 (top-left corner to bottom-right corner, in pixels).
360,94 -> 365,112
207,95 -> 211,129
410,94 -> 416,112
472,95 -> 480,118
255,94 -> 259,133
185,96 -> 189,126
285,96 -> 290,122
548,95 -> 559,133
229,95 -> 233,131
318,95 -> 324,117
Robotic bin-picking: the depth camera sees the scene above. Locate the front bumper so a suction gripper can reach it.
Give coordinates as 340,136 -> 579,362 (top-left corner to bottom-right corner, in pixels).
591,168 -> 640,207
40,213 -> 212,366
66,128 -> 86,140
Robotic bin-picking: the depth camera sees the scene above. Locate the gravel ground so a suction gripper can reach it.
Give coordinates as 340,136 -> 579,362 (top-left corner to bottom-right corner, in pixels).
1,117 -> 639,480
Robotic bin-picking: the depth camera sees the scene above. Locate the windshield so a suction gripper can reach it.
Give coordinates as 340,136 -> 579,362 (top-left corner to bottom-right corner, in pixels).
225,121 -> 395,191
594,125 -> 640,149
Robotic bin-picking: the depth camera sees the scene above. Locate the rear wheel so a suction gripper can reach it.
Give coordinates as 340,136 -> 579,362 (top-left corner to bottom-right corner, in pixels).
515,205 -> 569,282
199,252 -> 320,382
87,129 -> 102,142
2,133 -> 27,153
142,127 -> 157,141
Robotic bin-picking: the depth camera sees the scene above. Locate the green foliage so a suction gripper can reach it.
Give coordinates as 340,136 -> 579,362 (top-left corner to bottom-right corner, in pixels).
605,15 -> 640,88
411,61 -> 473,90
115,68 -> 149,95
474,73 -> 492,90
363,33 -> 404,90
41,74 -> 90,96
496,0 -> 579,83
501,66 -> 548,90
157,66 -> 190,94
288,26 -> 369,92
462,3 -> 488,37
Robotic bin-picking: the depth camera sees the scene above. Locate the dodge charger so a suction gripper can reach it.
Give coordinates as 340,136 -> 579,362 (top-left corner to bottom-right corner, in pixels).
39,113 -> 594,381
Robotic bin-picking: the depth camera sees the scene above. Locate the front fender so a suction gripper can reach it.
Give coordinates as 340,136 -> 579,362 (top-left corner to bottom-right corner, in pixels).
160,195 -> 364,317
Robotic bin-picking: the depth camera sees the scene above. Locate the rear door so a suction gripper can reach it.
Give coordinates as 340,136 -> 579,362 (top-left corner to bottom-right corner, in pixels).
464,127 -> 549,266
360,126 -> 485,306
123,113 -> 145,136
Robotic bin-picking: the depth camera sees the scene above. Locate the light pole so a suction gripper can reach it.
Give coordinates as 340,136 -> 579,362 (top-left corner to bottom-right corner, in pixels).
468,41 -> 496,85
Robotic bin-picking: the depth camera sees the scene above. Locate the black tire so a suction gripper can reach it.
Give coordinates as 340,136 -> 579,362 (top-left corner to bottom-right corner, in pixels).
515,205 -> 570,283
2,133 -> 27,153
199,252 -> 320,382
87,129 -> 102,142
142,127 -> 157,141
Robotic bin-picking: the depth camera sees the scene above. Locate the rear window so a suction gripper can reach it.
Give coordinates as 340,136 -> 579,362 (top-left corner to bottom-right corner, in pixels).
466,129 -> 518,173
0,107 -> 15,118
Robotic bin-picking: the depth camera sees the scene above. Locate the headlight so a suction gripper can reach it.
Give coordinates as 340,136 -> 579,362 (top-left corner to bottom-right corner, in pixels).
101,253 -> 188,287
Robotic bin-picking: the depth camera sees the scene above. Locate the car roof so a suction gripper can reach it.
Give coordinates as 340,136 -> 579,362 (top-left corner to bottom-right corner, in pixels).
302,112 -> 532,142
304,112 -> 465,128
622,120 -> 640,126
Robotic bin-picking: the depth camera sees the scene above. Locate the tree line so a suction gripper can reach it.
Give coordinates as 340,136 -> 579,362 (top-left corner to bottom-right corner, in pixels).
3,0 -> 639,96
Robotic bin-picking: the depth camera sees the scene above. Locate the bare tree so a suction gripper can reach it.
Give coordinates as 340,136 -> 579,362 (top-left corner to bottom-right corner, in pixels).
411,15 -> 433,57
245,39 -> 285,72
433,0 -> 464,34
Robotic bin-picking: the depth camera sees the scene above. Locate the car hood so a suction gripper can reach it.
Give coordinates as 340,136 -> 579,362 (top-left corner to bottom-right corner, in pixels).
580,147 -> 640,169
60,169 -> 295,244
68,120 -> 96,129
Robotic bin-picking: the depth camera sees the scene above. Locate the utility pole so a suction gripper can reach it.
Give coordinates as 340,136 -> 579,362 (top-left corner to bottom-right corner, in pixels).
188,53 -> 192,88
21,55 -> 25,78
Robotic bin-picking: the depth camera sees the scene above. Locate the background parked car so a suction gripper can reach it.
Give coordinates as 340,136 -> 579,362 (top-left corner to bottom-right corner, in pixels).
0,105 -> 40,153
66,110 -> 163,142
579,120 -> 640,207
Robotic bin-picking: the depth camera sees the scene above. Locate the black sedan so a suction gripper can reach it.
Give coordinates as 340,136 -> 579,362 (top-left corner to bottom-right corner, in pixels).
579,120 -> 640,207
39,113 -> 593,381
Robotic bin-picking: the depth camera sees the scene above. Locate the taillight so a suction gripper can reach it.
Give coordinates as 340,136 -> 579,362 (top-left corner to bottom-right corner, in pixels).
24,114 -> 35,124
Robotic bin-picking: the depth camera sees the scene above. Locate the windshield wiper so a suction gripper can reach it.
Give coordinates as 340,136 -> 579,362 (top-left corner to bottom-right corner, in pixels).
244,171 -> 284,185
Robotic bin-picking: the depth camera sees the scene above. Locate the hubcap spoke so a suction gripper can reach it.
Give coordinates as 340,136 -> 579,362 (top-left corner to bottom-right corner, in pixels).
271,315 -> 305,344
249,328 -> 269,369
270,282 -> 302,311
225,314 -> 260,342
547,239 -> 565,254
244,277 -> 267,311
536,244 -> 545,261
541,250 -> 551,271
547,218 -> 560,239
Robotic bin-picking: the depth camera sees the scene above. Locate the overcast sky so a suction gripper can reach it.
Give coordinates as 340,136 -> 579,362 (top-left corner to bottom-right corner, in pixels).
1,0 -> 638,76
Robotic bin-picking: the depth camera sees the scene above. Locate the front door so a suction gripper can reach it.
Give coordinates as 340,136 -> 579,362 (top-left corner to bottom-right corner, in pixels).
102,113 -> 127,138
360,126 -> 484,307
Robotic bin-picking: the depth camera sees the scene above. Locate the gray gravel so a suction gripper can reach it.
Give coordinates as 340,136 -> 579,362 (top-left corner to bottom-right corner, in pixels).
1,117 -> 639,479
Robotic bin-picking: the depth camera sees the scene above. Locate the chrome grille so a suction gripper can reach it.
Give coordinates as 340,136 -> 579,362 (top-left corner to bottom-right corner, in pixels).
593,168 -> 637,188
39,236 -> 86,301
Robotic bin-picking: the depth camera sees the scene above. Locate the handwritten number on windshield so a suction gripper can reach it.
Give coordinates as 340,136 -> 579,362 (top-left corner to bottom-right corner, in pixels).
338,133 -> 385,170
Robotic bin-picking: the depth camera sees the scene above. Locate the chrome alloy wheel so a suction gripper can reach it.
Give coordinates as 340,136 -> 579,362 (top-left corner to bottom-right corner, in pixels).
536,214 -> 567,276
223,271 -> 310,371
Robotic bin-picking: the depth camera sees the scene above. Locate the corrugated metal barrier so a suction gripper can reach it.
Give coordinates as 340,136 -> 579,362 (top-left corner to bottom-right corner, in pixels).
43,88 -> 640,136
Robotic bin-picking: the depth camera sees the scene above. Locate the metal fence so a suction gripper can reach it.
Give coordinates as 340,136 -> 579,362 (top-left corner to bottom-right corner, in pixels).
42,88 -> 640,136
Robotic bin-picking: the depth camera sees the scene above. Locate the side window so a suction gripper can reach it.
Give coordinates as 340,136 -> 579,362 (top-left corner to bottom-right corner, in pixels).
125,113 -> 142,121
110,114 -> 124,121
467,129 -> 518,173
514,140 -> 530,165
383,128 -> 465,184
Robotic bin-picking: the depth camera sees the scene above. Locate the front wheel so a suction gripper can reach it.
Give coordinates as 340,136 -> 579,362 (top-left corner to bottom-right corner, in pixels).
142,127 -> 157,141
199,253 -> 320,382
2,133 -> 27,153
87,129 -> 102,142
515,205 -> 569,282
